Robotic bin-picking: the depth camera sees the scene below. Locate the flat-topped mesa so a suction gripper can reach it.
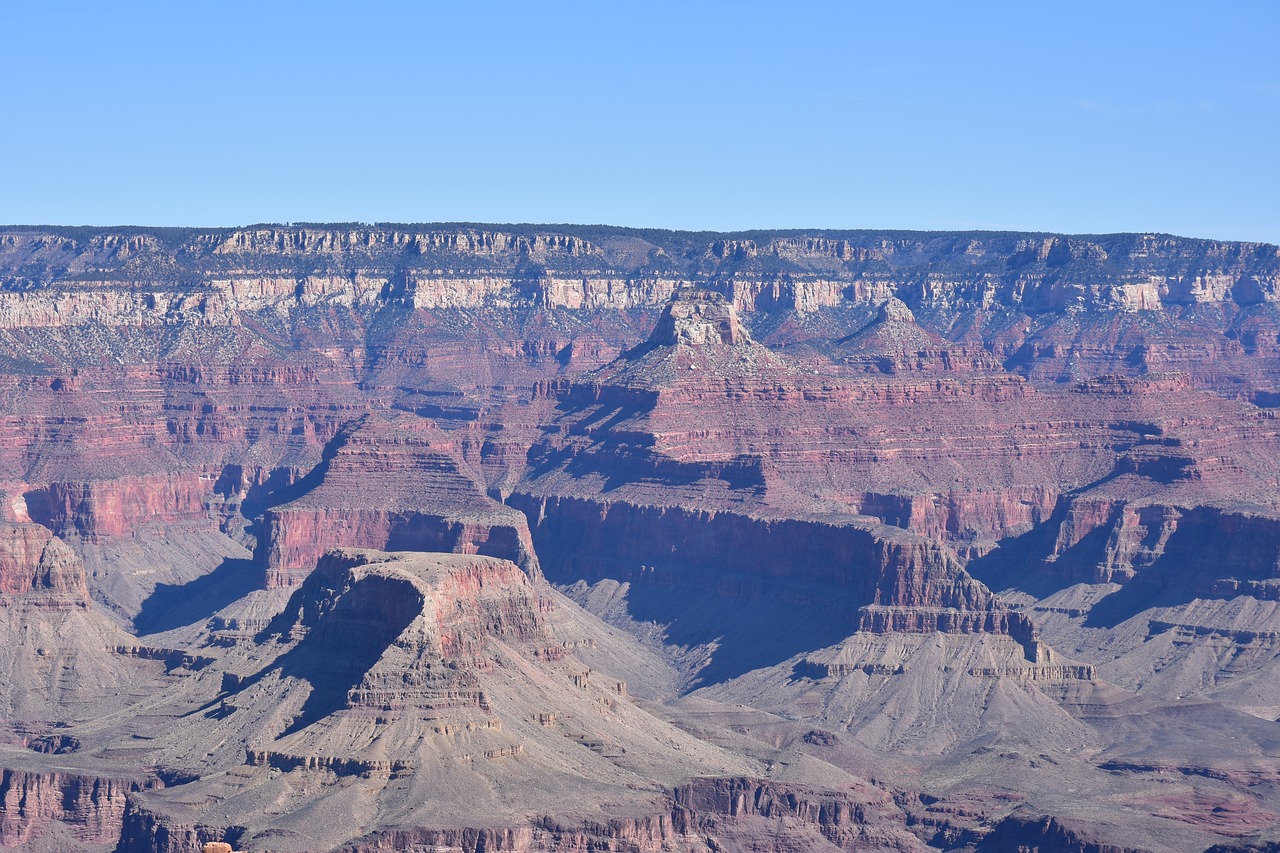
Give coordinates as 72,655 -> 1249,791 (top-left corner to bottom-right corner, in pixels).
257,413 -> 540,589
295,549 -> 549,690
648,288 -> 751,347
228,549 -> 554,742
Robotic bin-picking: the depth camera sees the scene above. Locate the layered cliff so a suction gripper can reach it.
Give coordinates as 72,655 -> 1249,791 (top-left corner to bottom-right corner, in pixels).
2,227 -> 1277,321
0,519 -> 89,605
257,413 -> 538,588
510,291 -> 1064,689
0,518 -> 186,721
831,297 -> 1005,375
2,225 -> 1279,409
0,766 -> 142,848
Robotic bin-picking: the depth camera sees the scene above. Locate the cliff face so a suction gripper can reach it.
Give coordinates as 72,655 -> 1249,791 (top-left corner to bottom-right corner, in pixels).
974,811 -> 1147,853
514,497 -> 1033,643
0,768 -> 140,847
24,473 -> 216,543
0,517 -> 190,723
509,293 -> 1062,685
0,520 -> 89,604
333,775 -> 921,853
1023,500 -> 1280,590
2,227 -> 1278,422
257,414 -> 539,588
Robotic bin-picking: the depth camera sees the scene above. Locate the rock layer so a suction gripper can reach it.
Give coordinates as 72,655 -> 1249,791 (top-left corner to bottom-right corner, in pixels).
0,767 -> 139,847
257,414 -> 538,588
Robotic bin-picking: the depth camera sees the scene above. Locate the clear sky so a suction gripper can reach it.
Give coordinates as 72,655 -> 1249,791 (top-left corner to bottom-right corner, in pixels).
1,1 -> 1277,242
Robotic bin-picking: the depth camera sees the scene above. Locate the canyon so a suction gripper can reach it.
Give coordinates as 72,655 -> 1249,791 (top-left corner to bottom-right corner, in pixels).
1,224 -> 1279,851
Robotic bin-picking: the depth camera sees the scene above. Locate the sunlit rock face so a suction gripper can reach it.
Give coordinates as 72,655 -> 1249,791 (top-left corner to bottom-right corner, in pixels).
649,288 -> 750,346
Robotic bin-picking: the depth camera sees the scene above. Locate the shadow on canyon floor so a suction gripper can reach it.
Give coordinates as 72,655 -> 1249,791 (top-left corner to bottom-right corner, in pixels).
134,558 -> 259,635
560,571 -> 857,689
212,573 -> 424,737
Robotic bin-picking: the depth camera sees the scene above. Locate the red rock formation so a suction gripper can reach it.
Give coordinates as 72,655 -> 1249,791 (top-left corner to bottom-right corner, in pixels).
258,414 -> 539,587
671,776 -> 920,850
514,494 -> 1045,677
514,496 -> 977,608
0,521 -> 88,605
0,768 -> 139,847
513,292 -> 1123,671
299,549 -> 548,707
109,550 -> 889,850
24,472 -> 215,543
974,811 -> 1149,853
987,493 -> 1280,592
833,297 -> 1005,375
114,800 -> 243,853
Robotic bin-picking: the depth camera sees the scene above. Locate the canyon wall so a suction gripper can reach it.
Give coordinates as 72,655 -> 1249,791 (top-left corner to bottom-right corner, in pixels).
256,414 -> 538,588
2,227 -> 1277,323
0,768 -> 140,847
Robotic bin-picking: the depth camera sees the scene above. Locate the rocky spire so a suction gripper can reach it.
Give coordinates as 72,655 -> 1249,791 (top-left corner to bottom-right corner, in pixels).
877,296 -> 916,324
648,288 -> 750,347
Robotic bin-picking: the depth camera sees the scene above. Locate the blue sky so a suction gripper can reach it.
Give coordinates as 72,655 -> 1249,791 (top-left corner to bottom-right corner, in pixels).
1,1 -> 1277,242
